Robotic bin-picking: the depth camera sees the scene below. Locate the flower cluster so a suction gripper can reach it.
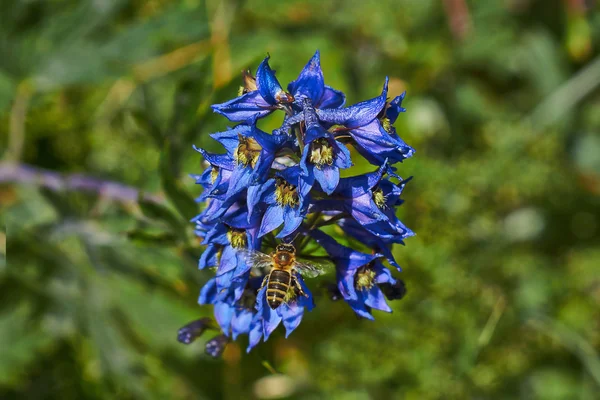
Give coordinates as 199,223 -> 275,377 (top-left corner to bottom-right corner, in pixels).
180,51 -> 414,356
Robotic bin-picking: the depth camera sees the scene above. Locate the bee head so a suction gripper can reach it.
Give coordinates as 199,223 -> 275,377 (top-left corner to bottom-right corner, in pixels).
276,243 -> 295,253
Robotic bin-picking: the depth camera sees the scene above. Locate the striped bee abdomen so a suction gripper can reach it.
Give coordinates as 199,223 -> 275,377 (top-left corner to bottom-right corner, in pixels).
266,269 -> 291,309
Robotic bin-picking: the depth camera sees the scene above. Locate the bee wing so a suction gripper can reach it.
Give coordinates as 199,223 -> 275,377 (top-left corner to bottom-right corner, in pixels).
293,259 -> 333,278
237,249 -> 273,276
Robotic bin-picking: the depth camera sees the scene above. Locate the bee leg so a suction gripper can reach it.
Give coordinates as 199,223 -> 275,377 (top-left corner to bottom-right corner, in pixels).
292,276 -> 309,298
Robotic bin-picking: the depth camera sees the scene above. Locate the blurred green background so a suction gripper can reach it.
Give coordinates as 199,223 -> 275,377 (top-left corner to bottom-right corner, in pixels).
2,0 -> 600,399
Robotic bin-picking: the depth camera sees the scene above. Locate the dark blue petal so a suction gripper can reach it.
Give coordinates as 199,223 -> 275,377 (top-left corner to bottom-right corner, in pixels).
256,56 -> 292,105
333,140 -> 352,169
211,91 -> 274,123
338,270 -> 358,301
386,92 -> 406,124
288,50 -> 324,105
347,292 -> 375,320
319,85 -> 346,109
317,78 -> 388,128
295,275 -> 315,311
247,179 -> 275,220
310,230 -> 383,271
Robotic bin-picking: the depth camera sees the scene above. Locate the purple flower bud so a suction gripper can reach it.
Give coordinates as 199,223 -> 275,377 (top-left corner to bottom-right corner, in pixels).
177,318 -> 213,344
205,334 -> 229,358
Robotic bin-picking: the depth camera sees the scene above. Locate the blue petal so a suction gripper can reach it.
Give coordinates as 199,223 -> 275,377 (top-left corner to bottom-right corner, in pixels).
279,303 -> 304,338
231,308 -> 254,340
246,315 -> 263,353
277,207 -> 304,238
198,278 -> 218,304
288,50 -> 324,105
333,141 -> 352,169
310,230 -> 383,270
338,271 -> 358,301
313,165 -> 339,195
256,56 -> 291,105
319,85 -> 346,109
365,286 -> 392,312
198,244 -> 218,270
211,91 -> 273,123
295,275 -> 315,311
386,92 -> 406,124
317,77 -> 388,128
258,205 -> 285,237
247,179 -> 275,220
256,287 -> 282,339
214,302 -> 234,334
216,245 -> 238,276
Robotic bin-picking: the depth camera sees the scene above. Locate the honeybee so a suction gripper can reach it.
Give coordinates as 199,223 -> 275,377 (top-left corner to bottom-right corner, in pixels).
242,243 -> 325,309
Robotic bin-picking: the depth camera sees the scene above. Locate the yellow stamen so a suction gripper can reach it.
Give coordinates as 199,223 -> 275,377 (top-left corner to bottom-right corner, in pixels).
309,138 -> 334,168
210,166 -> 219,184
275,178 -> 299,208
226,228 -> 247,249
372,188 -> 387,209
355,267 -> 377,291
234,135 -> 262,168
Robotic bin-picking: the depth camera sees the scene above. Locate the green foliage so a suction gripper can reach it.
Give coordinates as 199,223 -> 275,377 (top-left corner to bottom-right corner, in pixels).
2,0 -> 600,399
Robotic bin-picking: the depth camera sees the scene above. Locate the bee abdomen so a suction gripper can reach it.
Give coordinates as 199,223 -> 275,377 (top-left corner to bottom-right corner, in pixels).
266,270 -> 291,309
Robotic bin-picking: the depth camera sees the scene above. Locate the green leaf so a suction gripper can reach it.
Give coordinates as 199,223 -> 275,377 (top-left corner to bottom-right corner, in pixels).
137,194 -> 186,240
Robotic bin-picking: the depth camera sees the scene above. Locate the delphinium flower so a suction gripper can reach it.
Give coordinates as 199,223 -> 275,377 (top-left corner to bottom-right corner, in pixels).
179,51 -> 415,356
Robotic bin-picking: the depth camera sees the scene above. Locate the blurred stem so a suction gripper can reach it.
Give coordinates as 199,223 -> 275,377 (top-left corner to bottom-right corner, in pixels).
528,54 -> 600,130
0,163 -> 163,205
528,317 -> 600,388
314,213 -> 347,229
208,0 -> 235,89
297,212 -> 322,251
5,81 -> 34,163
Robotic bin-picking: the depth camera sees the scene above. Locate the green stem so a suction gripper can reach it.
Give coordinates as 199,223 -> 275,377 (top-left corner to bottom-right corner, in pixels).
314,213 -> 347,228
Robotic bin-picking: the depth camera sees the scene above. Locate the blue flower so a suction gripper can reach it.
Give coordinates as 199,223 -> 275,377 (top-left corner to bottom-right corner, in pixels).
317,79 -> 415,166
299,99 -> 352,194
195,202 -> 262,296
247,165 -> 311,238
186,51 -> 415,354
211,56 -> 295,123
288,50 -> 346,109
310,230 -> 396,320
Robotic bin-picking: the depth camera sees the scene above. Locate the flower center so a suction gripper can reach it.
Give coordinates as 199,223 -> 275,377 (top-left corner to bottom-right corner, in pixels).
275,90 -> 294,104
275,177 -> 299,208
210,166 -> 219,184
234,135 -> 262,168
381,117 -> 392,133
372,188 -> 387,209
309,138 -> 334,168
226,228 -> 247,249
355,266 -> 377,291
